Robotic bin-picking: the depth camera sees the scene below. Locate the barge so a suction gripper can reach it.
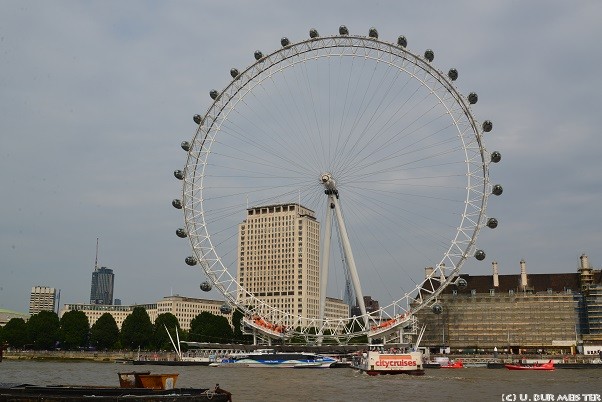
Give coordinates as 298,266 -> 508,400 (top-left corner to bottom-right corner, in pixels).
0,372 -> 232,402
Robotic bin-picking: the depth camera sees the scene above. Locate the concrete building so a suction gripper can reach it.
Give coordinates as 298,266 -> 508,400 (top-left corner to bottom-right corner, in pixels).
60,295 -> 233,330
236,203 -> 323,328
60,302 -> 157,329
324,297 -> 350,325
156,295 -> 232,330
90,267 -> 114,305
415,258 -> 594,354
0,309 -> 28,326
29,286 -> 58,315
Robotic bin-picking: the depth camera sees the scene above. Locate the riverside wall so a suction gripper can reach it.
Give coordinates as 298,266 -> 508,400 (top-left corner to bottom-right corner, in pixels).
2,350 -> 176,362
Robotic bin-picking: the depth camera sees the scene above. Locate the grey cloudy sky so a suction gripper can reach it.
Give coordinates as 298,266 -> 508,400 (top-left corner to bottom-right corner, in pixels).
1,1 -> 601,313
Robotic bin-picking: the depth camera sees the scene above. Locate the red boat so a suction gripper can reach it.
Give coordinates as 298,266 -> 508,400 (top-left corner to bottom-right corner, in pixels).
440,360 -> 464,368
505,360 -> 554,371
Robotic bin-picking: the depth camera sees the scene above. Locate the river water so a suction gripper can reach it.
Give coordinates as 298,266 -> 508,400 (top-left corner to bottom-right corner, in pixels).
1,361 -> 600,402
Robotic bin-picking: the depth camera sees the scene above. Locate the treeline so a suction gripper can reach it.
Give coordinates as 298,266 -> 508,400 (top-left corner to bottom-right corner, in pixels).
0,307 -> 251,351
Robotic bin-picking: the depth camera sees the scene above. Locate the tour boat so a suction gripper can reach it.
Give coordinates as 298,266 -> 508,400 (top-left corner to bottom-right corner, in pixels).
213,349 -> 337,368
504,360 -> 555,371
351,346 -> 425,376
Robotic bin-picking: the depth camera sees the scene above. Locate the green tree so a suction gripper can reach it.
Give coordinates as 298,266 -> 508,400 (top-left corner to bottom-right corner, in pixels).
27,311 -> 60,350
232,309 -> 252,343
120,307 -> 153,350
189,312 -> 234,343
90,313 -> 119,350
60,310 -> 90,349
2,318 -> 27,348
152,313 -> 181,350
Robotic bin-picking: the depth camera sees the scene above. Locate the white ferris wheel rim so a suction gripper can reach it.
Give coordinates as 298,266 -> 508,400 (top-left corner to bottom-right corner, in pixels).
181,30 -> 493,339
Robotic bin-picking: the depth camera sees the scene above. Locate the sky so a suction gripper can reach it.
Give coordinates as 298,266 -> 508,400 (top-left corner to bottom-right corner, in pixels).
1,1 -> 601,314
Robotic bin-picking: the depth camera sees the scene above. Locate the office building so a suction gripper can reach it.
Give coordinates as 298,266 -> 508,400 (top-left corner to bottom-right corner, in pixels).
414,257 -> 602,354
237,203 -> 322,328
60,295 -> 232,330
90,267 -> 114,305
61,302 -> 157,330
29,286 -> 57,314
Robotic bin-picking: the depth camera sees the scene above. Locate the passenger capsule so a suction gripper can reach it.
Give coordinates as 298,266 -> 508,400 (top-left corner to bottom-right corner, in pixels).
491,151 -> 502,163
468,92 -> 478,105
281,37 -> 290,47
482,120 -> 493,132
475,249 -> 486,261
397,36 -> 407,48
181,141 -> 190,152
456,278 -> 468,290
200,281 -> 212,292
193,114 -> 202,125
487,218 -> 498,229
432,303 -> 443,314
185,256 -> 197,266
174,170 -> 184,180
230,68 -> 239,78
368,27 -> 378,38
172,199 -> 183,209
220,304 -> 233,314
209,90 -> 218,100
254,50 -> 263,60
176,228 -> 187,238
492,184 -> 503,196
448,68 -> 458,81
309,28 -> 319,39
424,49 -> 434,62
339,25 -> 349,35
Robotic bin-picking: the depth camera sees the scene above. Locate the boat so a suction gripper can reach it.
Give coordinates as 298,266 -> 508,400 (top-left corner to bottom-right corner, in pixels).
505,359 -> 555,371
351,346 -> 425,376
133,327 -> 244,366
212,349 -> 337,368
0,372 -> 232,401
440,359 -> 464,369
133,344 -> 244,366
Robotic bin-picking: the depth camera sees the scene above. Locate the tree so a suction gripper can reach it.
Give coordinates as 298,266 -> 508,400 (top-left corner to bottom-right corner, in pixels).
232,309 -> 252,343
189,312 -> 234,343
60,310 -> 90,349
152,313 -> 181,350
120,307 -> 153,350
90,313 -> 119,350
27,311 -> 60,350
2,318 -> 27,348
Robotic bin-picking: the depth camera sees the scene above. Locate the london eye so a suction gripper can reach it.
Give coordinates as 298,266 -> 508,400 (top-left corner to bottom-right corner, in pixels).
173,26 -> 502,343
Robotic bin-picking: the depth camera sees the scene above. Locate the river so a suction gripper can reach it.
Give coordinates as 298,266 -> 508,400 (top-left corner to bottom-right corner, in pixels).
1,361 -> 600,402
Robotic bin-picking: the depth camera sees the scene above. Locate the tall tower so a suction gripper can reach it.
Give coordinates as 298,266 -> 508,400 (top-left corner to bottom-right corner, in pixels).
90,267 -> 114,305
90,239 -> 114,304
237,203 -> 320,327
29,286 -> 57,314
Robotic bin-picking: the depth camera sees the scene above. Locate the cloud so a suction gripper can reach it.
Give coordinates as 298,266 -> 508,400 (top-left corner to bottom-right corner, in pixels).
1,1 -> 601,314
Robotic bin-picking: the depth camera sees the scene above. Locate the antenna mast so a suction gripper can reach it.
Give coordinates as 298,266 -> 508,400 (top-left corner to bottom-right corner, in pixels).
94,237 -> 99,271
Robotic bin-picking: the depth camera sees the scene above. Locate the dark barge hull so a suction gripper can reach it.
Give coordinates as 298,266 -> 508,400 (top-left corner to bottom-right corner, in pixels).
132,360 -> 211,366
0,385 -> 232,402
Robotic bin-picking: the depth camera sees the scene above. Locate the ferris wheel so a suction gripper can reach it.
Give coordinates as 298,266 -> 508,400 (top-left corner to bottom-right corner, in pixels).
173,26 -> 502,343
